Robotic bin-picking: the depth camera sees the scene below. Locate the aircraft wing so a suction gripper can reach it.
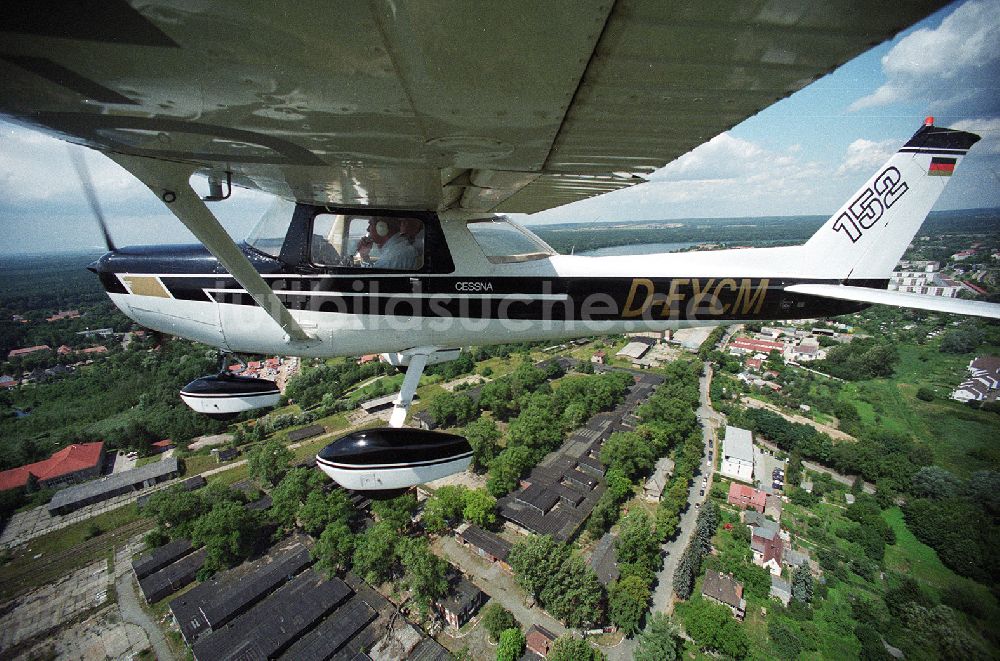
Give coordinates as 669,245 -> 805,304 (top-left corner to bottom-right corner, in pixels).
0,1 -> 948,213
784,284 -> 1000,320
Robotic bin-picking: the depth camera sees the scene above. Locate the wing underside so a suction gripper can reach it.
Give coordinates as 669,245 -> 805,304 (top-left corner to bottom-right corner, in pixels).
0,0 -> 948,213
785,284 -> 1000,319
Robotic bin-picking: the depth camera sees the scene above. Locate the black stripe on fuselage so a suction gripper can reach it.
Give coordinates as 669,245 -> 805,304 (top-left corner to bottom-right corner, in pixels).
125,275 -> 880,321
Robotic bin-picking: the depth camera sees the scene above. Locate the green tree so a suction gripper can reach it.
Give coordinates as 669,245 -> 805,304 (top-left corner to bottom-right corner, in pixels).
422,485 -> 468,533
608,574 -> 651,634
313,520 -> 355,576
352,521 -> 401,584
463,488 -> 497,528
910,465 -> 962,499
464,417 -> 501,471
635,612 -> 681,661
541,553 -> 605,628
428,392 -> 477,427
397,537 -> 449,615
549,635 -> 604,661
299,488 -> 354,537
246,438 -> 293,486
509,535 -> 570,598
144,486 -> 205,538
496,628 -> 525,661
371,492 -> 417,531
683,599 -> 750,659
792,565 -> 813,603
938,327 -> 984,354
616,510 -> 660,574
481,603 -> 517,643
487,446 -> 532,496
191,501 -> 261,577
269,467 -> 323,534
601,431 -> 655,479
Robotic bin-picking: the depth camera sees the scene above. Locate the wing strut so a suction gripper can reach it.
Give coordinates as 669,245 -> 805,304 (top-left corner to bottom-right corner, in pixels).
109,154 -> 317,345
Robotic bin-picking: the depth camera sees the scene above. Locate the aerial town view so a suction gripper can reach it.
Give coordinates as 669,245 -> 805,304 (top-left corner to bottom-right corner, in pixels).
1,205 -> 997,660
1,2 -> 999,660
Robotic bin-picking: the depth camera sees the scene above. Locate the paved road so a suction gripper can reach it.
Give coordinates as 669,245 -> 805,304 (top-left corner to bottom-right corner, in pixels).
606,363 -> 718,661
116,570 -> 175,661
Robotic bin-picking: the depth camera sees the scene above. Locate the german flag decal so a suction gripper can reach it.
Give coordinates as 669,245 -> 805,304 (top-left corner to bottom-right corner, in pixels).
928,157 -> 957,176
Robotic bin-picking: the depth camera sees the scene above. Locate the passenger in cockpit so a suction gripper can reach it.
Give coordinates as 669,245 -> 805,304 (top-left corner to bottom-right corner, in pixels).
399,218 -> 425,269
357,218 -> 418,270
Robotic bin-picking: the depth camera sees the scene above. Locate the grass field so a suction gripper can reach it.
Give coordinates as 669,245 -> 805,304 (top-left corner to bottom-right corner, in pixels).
838,343 -> 1000,475
882,507 -> 997,616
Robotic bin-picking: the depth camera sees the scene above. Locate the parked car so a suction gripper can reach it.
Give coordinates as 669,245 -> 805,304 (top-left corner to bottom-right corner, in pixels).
699,489 -> 705,496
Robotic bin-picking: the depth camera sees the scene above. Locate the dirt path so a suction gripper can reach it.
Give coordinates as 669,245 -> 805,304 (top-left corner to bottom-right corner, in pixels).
116,570 -> 175,661
740,396 -> 855,442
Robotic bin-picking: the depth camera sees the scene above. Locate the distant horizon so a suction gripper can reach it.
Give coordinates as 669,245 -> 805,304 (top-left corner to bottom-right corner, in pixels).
2,205 -> 995,260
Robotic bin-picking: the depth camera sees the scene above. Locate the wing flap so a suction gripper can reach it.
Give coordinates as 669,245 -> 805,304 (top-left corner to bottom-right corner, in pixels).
785,284 -> 1000,319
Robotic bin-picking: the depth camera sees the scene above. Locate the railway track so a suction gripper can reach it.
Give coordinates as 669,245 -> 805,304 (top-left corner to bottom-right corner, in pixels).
0,518 -> 153,603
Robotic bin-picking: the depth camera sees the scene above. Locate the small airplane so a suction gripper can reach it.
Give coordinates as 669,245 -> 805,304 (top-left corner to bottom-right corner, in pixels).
2,2 -> 996,490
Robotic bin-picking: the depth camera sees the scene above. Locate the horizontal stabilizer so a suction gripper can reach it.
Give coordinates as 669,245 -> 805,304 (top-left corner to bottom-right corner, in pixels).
784,284 -> 1000,320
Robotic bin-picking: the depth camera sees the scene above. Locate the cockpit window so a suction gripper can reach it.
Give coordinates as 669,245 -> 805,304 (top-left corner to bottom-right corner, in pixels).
311,214 -> 424,270
466,217 -> 554,263
246,197 -> 296,258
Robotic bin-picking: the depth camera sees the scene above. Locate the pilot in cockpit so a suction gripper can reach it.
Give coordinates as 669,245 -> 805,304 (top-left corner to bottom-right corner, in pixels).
357,218 -> 419,270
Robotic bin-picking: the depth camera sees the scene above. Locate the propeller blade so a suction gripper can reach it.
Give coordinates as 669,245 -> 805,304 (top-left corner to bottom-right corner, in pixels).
68,147 -> 116,251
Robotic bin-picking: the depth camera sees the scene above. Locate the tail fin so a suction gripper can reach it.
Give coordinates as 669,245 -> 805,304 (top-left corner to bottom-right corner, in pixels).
801,120 -> 980,280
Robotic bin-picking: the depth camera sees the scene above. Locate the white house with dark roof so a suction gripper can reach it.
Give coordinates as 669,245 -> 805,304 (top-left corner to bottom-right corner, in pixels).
951,356 -> 1000,402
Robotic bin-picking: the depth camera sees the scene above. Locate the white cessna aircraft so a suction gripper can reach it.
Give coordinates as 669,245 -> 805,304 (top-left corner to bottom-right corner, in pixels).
2,1 -> 995,489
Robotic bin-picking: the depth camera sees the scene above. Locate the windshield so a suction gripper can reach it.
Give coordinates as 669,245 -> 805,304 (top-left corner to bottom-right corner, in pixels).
246,197 -> 296,257
466,217 -> 555,263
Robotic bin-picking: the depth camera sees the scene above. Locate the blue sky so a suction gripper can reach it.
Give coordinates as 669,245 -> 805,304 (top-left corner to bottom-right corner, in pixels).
1,0 -> 997,252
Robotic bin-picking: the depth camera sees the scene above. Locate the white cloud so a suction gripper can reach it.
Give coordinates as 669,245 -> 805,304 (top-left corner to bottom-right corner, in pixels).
835,139 -> 897,175
850,0 -> 1000,117
0,123 -> 147,206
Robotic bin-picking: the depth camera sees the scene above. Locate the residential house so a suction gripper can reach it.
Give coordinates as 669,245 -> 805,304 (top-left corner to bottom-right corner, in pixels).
770,576 -> 791,606
702,570 -> 746,620
764,494 -> 782,521
591,350 -> 606,365
525,624 -> 558,658
456,524 -> 511,572
728,482 -> 766,513
784,548 -> 811,569
951,356 -> 1000,402
752,525 -> 783,575
721,426 -> 754,482
436,575 -> 486,629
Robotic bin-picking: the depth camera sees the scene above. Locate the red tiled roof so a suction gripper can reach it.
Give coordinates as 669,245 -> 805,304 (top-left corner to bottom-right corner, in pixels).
0,442 -> 104,491
728,482 -> 766,509
7,345 -> 51,359
81,346 -> 108,354
0,466 -> 31,491
152,440 -> 174,449
731,338 -> 785,353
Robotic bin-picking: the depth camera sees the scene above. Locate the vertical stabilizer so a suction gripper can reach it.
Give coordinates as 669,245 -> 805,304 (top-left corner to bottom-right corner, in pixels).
801,120 -> 979,280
